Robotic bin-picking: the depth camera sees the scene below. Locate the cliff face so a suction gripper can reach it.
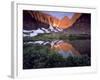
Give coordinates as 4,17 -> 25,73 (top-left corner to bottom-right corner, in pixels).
65,13 -> 91,34
23,11 -> 50,30
23,10 -> 81,30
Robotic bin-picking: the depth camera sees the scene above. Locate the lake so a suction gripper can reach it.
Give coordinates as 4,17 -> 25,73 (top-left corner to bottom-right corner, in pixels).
24,39 -> 90,58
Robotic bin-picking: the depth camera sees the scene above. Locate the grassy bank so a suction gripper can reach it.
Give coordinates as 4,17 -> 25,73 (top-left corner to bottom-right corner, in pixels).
23,32 -> 90,42
23,43 -> 90,69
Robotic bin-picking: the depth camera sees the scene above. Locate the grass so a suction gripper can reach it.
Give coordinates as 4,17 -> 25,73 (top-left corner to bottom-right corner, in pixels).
23,43 -> 91,69
23,32 -> 91,69
23,32 -> 90,42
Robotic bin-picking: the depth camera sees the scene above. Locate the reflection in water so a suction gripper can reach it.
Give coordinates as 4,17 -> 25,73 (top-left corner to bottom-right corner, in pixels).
51,40 -> 80,58
26,40 -> 80,58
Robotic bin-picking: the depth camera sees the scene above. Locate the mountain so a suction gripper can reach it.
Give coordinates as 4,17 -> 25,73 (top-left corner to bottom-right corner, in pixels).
23,10 -> 90,37
23,11 -> 49,30
23,10 -> 81,30
64,13 -> 91,35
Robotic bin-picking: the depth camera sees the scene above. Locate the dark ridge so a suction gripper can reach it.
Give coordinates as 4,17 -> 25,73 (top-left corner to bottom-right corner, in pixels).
64,13 -> 91,35
23,10 -> 49,30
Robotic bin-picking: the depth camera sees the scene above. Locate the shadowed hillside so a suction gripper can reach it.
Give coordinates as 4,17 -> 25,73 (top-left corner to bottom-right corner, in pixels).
64,13 -> 91,34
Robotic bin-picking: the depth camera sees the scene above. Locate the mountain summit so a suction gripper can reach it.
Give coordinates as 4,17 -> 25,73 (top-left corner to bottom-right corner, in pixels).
23,10 -> 81,30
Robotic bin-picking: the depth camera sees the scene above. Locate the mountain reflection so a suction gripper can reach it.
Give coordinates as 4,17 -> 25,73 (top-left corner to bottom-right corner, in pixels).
26,40 -> 80,58
51,40 -> 80,58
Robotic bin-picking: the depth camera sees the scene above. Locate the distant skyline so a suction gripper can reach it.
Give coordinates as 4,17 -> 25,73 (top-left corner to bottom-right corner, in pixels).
42,11 -> 74,19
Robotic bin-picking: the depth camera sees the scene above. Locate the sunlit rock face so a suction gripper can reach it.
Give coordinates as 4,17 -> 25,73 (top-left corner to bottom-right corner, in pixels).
58,16 -> 71,29
23,10 -> 81,31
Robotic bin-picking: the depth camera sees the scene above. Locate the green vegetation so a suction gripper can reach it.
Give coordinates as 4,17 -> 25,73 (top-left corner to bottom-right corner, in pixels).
23,32 -> 90,69
23,33 -> 90,42
23,43 -> 90,69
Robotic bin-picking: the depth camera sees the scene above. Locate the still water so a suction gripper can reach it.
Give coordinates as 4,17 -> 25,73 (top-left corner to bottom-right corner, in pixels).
25,39 -> 90,58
